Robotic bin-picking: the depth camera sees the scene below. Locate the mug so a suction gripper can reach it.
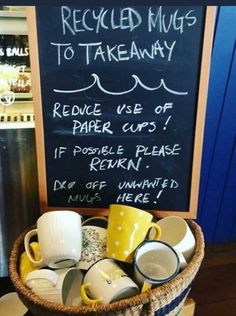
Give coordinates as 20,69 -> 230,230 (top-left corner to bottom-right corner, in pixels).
24,210 -> 82,269
19,242 -> 42,283
25,268 -> 83,306
134,240 -> 179,292
106,204 -> 161,263
0,292 -> 28,316
156,216 -> 196,269
81,258 -> 139,305
77,217 -> 108,270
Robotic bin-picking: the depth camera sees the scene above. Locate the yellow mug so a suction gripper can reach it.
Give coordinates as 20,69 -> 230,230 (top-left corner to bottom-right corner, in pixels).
19,242 -> 42,283
106,204 -> 161,263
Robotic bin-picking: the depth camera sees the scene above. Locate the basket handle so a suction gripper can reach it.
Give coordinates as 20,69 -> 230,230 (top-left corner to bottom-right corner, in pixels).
24,229 -> 44,267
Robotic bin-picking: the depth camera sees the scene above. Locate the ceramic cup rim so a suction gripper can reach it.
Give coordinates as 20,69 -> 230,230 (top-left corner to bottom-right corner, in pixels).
109,204 -> 152,217
38,210 -> 81,222
82,216 -> 108,228
134,240 -> 180,283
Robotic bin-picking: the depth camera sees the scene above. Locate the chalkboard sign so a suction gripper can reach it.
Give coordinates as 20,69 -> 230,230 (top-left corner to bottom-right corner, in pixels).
27,5 -> 215,218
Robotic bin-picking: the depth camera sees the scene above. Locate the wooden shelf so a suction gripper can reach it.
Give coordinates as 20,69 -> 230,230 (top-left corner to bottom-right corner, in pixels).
182,298 -> 195,316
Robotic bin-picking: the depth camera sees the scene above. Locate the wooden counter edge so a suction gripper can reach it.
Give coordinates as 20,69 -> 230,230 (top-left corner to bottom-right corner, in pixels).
181,298 -> 196,316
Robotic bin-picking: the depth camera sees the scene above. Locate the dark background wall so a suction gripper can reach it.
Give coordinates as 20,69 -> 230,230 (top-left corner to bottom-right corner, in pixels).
197,7 -> 236,244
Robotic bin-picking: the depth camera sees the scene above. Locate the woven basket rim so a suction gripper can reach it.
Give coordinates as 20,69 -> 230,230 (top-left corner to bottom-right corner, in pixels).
9,220 -> 204,315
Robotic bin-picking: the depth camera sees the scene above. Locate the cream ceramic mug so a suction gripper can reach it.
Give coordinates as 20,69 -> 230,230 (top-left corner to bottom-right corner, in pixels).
155,216 -> 196,269
26,268 -> 83,306
0,292 -> 28,316
77,216 -> 107,270
24,210 -> 82,269
106,204 -> 161,263
81,258 -> 139,305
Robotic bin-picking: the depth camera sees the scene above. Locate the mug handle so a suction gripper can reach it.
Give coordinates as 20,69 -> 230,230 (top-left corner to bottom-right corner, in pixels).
80,283 -> 102,305
141,281 -> 152,293
148,222 -> 161,240
24,229 -> 44,267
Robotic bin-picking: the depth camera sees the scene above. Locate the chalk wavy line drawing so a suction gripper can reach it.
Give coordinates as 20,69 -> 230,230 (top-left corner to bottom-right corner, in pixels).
53,73 -> 188,96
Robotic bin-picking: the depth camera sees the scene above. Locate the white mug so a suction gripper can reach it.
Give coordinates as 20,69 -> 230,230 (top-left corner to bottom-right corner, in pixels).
156,216 -> 196,269
81,258 -> 139,305
134,240 -> 179,292
77,217 -> 107,270
24,210 -> 82,269
0,292 -> 28,316
25,268 -> 83,306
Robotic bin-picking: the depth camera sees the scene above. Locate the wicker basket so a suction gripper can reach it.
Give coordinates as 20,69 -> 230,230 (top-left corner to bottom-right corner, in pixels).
9,220 -> 204,316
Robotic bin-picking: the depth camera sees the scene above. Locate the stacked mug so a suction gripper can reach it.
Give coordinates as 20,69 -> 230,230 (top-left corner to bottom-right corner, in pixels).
23,210 -> 83,305
21,205 -> 196,306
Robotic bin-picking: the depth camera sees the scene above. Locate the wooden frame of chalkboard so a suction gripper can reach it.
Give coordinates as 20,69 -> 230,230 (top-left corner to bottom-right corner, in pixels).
27,5 -> 216,218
